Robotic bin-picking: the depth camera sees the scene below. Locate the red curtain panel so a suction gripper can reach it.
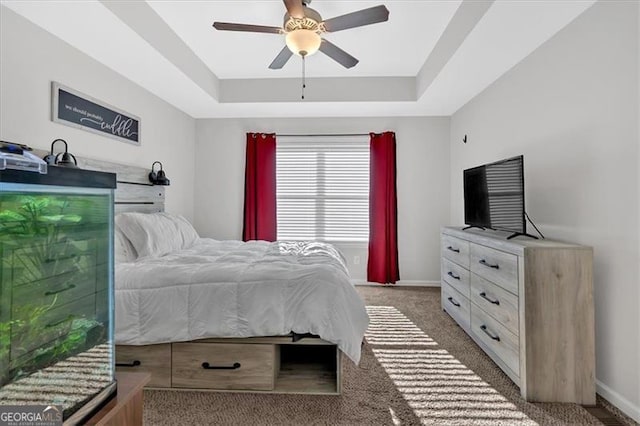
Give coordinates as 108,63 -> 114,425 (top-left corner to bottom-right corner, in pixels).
367,131 -> 400,284
242,133 -> 277,241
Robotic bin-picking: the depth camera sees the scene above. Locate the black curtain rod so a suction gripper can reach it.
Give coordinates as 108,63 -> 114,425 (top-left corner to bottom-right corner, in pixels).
276,133 -> 372,137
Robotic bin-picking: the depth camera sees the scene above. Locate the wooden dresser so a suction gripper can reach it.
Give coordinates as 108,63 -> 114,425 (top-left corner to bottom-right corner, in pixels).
441,226 -> 595,404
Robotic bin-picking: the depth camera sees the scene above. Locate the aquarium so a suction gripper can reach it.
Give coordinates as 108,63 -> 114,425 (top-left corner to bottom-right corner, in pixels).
0,167 -> 116,423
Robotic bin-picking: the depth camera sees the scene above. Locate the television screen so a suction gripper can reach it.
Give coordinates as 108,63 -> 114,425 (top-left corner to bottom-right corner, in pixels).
464,155 -> 525,234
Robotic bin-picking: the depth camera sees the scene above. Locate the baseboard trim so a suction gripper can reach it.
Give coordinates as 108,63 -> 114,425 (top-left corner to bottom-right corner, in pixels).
352,280 -> 440,287
596,380 -> 640,423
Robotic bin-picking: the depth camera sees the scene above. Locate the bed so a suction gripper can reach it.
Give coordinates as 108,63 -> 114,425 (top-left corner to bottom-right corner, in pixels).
24,151 -> 370,395
110,184 -> 368,394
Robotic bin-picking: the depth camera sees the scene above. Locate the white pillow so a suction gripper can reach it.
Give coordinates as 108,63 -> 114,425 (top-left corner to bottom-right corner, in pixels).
114,225 -> 137,263
161,213 -> 199,248
115,212 -> 183,258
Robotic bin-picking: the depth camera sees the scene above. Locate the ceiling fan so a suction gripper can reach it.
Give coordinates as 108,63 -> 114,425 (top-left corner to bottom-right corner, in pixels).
212,0 -> 389,70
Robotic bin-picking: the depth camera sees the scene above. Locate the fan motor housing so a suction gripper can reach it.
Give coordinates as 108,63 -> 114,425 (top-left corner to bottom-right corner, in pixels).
284,7 -> 322,32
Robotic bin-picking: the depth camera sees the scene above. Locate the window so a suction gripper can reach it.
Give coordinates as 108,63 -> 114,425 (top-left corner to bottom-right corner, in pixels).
276,135 -> 369,242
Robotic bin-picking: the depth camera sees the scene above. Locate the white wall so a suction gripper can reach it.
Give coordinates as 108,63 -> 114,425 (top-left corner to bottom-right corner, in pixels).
0,7 -> 196,221
450,1 -> 640,421
195,116 -> 450,282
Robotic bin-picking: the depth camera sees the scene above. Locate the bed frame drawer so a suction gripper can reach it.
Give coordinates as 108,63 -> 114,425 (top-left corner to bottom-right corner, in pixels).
172,342 -> 276,391
116,344 -> 172,388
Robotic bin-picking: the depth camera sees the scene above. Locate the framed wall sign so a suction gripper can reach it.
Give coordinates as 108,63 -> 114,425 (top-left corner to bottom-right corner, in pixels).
51,82 -> 141,145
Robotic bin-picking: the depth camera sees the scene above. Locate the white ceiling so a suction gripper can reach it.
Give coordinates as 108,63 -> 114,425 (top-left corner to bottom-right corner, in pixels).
147,0 -> 462,79
1,0 -> 597,118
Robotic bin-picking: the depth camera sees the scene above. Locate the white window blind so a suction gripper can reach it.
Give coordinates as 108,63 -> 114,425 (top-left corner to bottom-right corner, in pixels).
276,135 -> 370,242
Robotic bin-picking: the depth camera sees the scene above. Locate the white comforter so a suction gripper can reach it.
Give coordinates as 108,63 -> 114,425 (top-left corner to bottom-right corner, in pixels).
115,239 -> 369,363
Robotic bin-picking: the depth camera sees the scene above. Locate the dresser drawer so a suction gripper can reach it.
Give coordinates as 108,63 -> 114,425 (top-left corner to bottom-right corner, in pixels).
471,305 -> 519,376
11,294 -> 96,358
12,268 -> 97,316
470,274 -> 519,335
172,342 -> 276,390
470,243 -> 518,294
442,282 -> 470,331
441,235 -> 470,268
10,238 -> 97,287
441,258 -> 470,297
116,343 -> 172,387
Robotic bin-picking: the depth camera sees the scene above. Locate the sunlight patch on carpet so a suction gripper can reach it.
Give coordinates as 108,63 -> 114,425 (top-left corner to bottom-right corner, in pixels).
366,306 -> 537,425
365,306 -> 437,346
373,349 -> 537,425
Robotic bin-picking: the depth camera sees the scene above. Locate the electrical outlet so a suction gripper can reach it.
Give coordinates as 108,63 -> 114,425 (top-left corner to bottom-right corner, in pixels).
353,256 -> 360,265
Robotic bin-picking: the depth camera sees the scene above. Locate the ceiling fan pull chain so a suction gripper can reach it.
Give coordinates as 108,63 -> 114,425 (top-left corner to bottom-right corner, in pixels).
301,55 -> 306,100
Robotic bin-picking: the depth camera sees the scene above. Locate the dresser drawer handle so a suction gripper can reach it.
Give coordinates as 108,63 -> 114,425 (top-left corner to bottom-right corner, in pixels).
480,325 -> 501,341
447,296 -> 461,307
479,292 -> 500,305
479,259 -> 500,269
45,315 -> 73,328
446,246 -> 460,253
202,362 -> 241,370
116,360 -> 141,367
44,284 -> 76,296
447,271 -> 460,280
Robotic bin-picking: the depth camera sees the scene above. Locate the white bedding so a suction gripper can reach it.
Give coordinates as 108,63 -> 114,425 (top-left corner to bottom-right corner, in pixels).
115,239 -> 369,364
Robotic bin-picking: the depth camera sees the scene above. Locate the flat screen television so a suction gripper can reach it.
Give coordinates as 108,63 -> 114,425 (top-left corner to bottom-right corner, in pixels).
464,155 -> 527,237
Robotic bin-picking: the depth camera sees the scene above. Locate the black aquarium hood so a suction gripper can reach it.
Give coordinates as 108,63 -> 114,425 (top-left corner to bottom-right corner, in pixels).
0,165 -> 116,189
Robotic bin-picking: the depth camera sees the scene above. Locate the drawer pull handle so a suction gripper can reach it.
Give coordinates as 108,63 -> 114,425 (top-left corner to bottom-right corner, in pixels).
480,325 -> 501,341
202,362 -> 241,370
479,259 -> 500,269
447,271 -> 460,280
44,284 -> 76,296
116,360 -> 141,367
447,246 -> 460,253
479,292 -> 500,305
447,297 -> 461,307
45,315 -> 73,328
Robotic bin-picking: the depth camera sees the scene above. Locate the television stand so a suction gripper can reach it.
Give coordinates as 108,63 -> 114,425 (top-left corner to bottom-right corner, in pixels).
462,225 -> 486,231
506,232 -> 539,240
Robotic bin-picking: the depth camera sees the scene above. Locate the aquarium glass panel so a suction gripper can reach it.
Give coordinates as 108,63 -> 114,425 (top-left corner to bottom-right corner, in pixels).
0,182 -> 115,421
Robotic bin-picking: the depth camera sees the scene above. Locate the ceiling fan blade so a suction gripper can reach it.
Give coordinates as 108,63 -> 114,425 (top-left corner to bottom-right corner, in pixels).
322,5 -> 389,33
213,22 -> 282,34
319,39 -> 359,69
283,0 -> 305,19
269,46 -> 294,69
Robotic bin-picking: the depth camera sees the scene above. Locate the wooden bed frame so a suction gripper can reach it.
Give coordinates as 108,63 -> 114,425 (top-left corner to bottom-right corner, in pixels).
33,151 -> 343,395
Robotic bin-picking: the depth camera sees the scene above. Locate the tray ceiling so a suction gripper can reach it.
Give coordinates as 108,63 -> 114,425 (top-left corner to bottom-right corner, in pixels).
1,0 -> 596,118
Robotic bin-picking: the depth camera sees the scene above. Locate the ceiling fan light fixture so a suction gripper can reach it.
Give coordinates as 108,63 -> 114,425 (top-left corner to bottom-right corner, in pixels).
285,29 -> 321,57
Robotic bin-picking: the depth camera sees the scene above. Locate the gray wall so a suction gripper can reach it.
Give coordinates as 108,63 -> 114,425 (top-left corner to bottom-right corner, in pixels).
450,1 -> 639,419
195,116 -> 451,283
0,7 -> 196,221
